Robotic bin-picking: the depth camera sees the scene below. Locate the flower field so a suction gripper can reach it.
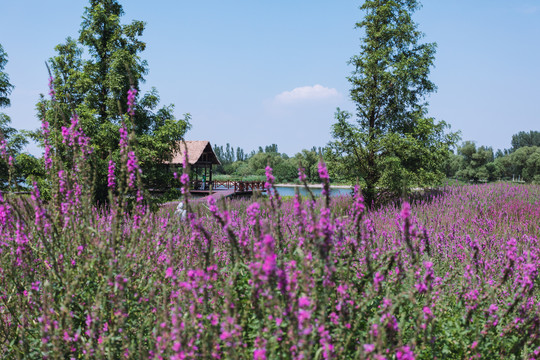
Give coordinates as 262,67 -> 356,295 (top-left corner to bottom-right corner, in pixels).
1,166 -> 540,358
1,82 -> 539,360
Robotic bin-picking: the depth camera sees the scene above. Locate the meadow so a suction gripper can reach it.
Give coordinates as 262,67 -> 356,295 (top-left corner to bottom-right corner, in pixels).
1,155 -> 540,358
1,84 -> 540,359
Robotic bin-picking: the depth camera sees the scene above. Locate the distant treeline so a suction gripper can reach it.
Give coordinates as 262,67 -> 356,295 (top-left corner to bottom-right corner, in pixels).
213,143 -> 323,183
214,130 -> 540,185
445,131 -> 540,183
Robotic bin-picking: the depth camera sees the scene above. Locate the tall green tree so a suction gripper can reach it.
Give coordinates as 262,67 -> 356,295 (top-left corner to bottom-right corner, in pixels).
38,0 -> 190,201
1,44 -> 28,189
0,44 -> 13,109
0,44 -> 42,191
295,147 -> 320,182
455,141 -> 495,182
328,0 -> 458,205
511,131 -> 540,151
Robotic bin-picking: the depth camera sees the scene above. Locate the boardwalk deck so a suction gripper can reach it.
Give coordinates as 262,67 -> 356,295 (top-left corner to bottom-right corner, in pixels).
160,189 -> 237,211
195,189 -> 235,203
160,181 -> 265,211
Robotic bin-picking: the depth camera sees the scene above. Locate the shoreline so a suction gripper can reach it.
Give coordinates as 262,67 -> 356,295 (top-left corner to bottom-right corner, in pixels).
274,183 -> 354,189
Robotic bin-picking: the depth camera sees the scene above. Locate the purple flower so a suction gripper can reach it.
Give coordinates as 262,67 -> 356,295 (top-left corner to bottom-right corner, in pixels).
41,120 -> 53,170
207,196 -> 217,213
246,202 -> 260,226
58,170 -> 66,195
107,160 -> 116,189
119,124 -> 128,154
262,253 -> 276,277
422,306 -> 433,320
414,282 -> 428,293
317,325 -> 334,359
298,167 -> 306,182
0,194 -> 11,227
48,76 -> 56,101
298,296 -> 311,308
363,344 -> 375,353
180,173 -> 189,185
127,87 -> 137,116
374,272 -> 384,290
253,348 -> 266,360
317,161 -> 329,182
401,202 -> 411,220
353,185 -> 365,215
127,151 -> 141,188
264,166 -> 275,190
396,346 -> 415,360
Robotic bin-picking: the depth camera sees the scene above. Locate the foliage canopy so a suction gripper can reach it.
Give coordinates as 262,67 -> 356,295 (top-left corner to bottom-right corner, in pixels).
327,0 -> 458,205
37,0 -> 190,202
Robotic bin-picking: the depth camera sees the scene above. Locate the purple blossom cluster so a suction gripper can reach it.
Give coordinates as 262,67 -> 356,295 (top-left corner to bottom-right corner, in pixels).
126,150 -> 141,189
127,86 -> 137,116
107,160 -> 116,189
60,114 -> 93,159
41,120 -> 53,170
48,76 -> 56,101
119,123 -> 129,154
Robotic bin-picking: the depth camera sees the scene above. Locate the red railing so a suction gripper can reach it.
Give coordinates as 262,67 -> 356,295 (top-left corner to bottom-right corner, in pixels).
233,181 -> 266,192
192,180 -> 266,192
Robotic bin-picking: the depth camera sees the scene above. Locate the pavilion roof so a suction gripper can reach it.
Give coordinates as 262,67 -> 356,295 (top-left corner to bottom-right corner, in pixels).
166,141 -> 221,166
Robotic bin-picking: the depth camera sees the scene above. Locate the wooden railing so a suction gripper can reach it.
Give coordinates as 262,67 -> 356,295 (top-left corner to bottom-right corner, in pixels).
192,180 -> 266,192
233,181 -> 266,192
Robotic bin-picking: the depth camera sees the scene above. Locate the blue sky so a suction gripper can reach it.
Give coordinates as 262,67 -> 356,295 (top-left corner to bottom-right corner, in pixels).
1,1 -> 539,156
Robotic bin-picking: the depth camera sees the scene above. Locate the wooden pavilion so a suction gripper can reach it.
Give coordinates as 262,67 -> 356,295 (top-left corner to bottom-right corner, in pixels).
165,141 -> 221,192
163,141 -> 266,201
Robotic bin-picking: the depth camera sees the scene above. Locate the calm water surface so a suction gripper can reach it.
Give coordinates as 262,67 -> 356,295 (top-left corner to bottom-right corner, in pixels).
273,185 -> 353,197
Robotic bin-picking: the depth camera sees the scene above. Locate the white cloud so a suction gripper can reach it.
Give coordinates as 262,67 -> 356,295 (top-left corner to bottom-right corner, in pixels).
274,84 -> 340,104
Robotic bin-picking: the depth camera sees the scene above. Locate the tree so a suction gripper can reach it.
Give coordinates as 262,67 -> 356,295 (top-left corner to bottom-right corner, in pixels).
507,146 -> 539,181
0,44 -> 13,109
38,0 -> 190,201
236,147 -> 245,162
442,151 -> 462,178
328,0 -> 458,205
511,131 -> 540,151
455,141 -> 495,182
294,147 -> 320,182
522,148 -> 540,183
1,44 -> 36,190
264,144 -> 278,154
246,151 -> 297,183
0,114 -> 29,190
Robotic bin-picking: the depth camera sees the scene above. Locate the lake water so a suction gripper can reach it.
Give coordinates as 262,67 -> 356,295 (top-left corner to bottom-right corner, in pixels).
273,185 -> 353,197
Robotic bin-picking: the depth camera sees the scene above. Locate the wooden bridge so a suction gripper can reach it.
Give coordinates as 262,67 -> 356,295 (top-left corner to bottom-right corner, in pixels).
190,180 -> 266,202
159,180 -> 267,211
212,180 -> 265,193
